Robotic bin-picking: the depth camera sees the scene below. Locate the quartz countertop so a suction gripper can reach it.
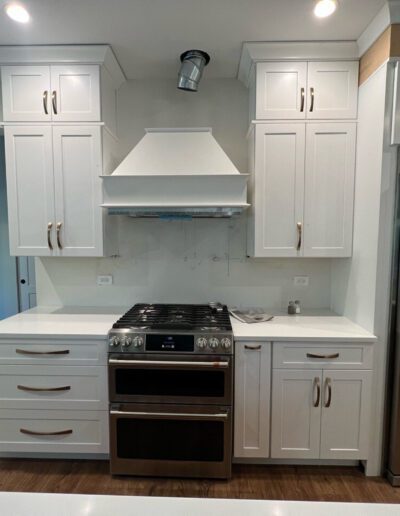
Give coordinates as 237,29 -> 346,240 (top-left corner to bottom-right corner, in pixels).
0,492 -> 398,516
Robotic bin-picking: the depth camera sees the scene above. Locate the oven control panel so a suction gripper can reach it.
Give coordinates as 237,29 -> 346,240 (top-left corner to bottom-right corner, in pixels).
108,331 -> 233,354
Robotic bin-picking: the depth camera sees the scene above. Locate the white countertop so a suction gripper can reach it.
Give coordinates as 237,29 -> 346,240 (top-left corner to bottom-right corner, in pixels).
1,493 -> 399,516
0,306 -> 376,343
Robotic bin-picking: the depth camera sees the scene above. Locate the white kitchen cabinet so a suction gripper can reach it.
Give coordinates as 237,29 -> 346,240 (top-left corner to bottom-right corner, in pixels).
4,126 -> 55,256
5,125 -> 108,257
307,62 -> 359,120
255,62 -> 307,120
250,123 -> 305,257
320,370 -> 372,460
1,65 -> 100,122
252,61 -> 358,121
271,369 -> 321,459
248,122 -> 356,258
234,342 -> 271,458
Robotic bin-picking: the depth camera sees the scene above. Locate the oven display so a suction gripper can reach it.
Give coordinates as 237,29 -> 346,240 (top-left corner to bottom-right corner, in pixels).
146,334 -> 194,352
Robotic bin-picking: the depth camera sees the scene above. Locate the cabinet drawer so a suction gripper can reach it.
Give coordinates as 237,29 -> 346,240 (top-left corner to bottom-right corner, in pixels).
0,409 -> 109,454
0,365 -> 107,410
273,342 -> 373,369
0,339 -> 107,366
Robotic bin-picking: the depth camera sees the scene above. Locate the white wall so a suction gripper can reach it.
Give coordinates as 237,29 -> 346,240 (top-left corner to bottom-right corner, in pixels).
36,78 -> 332,310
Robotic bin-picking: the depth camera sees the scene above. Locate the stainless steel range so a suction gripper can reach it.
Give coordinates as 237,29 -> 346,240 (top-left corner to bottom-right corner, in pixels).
108,303 -> 233,479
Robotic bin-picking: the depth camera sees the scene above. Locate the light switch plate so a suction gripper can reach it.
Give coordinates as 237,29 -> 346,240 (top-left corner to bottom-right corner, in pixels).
97,275 -> 113,286
294,276 -> 309,286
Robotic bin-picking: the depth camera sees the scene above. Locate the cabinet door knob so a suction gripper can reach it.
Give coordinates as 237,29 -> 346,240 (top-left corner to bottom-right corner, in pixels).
300,87 -> 305,112
47,222 -> 53,251
324,377 -> 332,408
43,90 -> 49,115
56,222 -> 63,250
313,377 -> 321,408
52,90 -> 58,114
309,87 -> 315,112
296,222 -> 302,251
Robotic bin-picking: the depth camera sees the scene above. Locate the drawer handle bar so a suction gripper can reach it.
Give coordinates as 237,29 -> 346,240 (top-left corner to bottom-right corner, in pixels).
56,222 -> 63,250
52,90 -> 57,114
20,428 -> 73,437
110,410 -> 228,420
313,377 -> 321,408
17,385 -> 71,392
306,352 -> 339,359
16,349 -> 70,356
297,222 -> 302,251
310,87 -> 315,112
108,358 -> 229,368
324,378 -> 332,408
43,90 -> 49,115
300,87 -> 305,112
47,222 -> 53,251
244,345 -> 262,351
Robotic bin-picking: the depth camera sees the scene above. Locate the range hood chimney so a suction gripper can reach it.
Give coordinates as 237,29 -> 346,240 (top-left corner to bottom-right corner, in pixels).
177,50 -> 210,92
101,128 -> 249,219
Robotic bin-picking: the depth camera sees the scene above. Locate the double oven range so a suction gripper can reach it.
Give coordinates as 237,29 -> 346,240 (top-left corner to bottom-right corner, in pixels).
108,303 -> 234,479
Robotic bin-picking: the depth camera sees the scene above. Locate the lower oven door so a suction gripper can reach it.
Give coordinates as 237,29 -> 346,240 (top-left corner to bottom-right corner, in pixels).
109,403 -> 232,479
108,353 -> 232,405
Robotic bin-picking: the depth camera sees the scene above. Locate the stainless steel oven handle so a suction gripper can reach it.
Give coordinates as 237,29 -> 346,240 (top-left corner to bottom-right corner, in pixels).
108,359 -> 230,368
110,410 -> 229,420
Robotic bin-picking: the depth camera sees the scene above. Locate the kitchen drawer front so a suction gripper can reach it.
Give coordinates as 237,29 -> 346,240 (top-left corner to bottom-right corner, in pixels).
0,339 -> 107,366
273,342 -> 373,370
0,409 -> 109,454
0,365 -> 107,410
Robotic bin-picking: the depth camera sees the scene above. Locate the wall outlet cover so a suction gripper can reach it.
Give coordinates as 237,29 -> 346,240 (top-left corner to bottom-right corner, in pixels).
97,275 -> 113,286
294,276 -> 309,286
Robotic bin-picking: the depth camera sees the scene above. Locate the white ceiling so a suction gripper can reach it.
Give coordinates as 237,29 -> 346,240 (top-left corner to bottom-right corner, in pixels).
0,0 -> 387,79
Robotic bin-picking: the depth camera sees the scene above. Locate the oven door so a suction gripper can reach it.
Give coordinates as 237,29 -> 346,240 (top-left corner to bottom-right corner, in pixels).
108,353 -> 232,405
109,403 -> 232,478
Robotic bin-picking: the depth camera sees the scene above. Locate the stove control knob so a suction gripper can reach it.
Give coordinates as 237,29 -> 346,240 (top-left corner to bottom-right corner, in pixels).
221,337 -> 232,350
109,336 -> 120,347
132,336 -> 144,348
208,337 -> 219,350
121,336 -> 132,348
196,337 -> 208,349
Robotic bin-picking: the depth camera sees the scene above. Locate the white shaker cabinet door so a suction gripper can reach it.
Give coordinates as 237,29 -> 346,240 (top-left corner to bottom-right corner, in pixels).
256,62 -> 307,119
304,123 -> 356,257
4,126 -> 56,256
234,342 -> 271,458
252,123 -> 305,257
50,65 -> 100,122
307,61 -> 358,120
271,369 -> 321,459
1,66 -> 51,122
52,126 -> 103,257
320,370 -> 372,460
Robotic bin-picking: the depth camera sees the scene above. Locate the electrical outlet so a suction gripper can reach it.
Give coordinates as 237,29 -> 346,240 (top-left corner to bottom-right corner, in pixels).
97,275 -> 113,286
294,276 -> 309,287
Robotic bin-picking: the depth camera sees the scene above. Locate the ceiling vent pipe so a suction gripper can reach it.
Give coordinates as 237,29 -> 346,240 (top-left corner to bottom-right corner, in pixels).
177,50 -> 210,92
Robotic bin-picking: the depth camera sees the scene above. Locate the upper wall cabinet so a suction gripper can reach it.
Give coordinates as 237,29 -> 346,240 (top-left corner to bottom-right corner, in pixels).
1,65 -> 100,122
253,61 -> 359,121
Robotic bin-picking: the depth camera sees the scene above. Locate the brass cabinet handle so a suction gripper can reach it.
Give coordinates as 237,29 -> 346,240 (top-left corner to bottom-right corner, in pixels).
244,344 -> 262,351
47,222 -> 53,250
309,87 -> 315,112
313,377 -> 321,408
52,90 -> 58,114
300,87 -> 305,112
306,352 -> 340,359
56,222 -> 63,250
16,348 -> 70,356
296,222 -> 302,251
324,377 -> 332,408
43,90 -> 49,115
17,385 -> 71,393
20,428 -> 73,437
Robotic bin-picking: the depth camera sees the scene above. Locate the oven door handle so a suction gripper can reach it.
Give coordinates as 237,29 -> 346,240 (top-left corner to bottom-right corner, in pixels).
108,358 -> 230,369
110,410 -> 229,420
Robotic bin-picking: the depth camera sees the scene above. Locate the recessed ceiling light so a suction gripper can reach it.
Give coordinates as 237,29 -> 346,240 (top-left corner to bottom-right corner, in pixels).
5,3 -> 30,23
314,0 -> 338,18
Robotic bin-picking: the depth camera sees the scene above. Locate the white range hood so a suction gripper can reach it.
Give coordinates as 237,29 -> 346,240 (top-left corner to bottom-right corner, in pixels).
101,128 -> 249,218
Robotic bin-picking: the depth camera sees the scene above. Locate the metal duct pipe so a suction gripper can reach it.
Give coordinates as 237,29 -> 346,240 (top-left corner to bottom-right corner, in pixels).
177,50 -> 210,92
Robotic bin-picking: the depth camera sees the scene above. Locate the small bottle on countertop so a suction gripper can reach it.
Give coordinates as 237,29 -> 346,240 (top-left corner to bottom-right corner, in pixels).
295,300 -> 301,314
288,301 -> 296,315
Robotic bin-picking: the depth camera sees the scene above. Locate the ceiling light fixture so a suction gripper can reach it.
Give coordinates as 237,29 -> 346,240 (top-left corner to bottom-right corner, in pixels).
314,0 -> 338,18
5,3 -> 30,23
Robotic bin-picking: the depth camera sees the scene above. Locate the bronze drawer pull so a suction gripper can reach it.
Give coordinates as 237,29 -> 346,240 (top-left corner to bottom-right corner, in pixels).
244,345 -> 262,351
300,87 -> 305,112
297,222 -> 302,251
43,90 -> 49,115
16,349 -> 70,356
56,222 -> 63,250
313,377 -> 321,408
17,385 -> 71,392
306,352 -> 339,359
52,90 -> 57,114
324,378 -> 332,408
47,222 -> 53,250
310,87 -> 315,112
20,428 -> 73,437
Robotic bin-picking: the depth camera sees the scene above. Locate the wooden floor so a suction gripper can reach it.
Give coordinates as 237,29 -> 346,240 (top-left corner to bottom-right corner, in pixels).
0,460 -> 400,503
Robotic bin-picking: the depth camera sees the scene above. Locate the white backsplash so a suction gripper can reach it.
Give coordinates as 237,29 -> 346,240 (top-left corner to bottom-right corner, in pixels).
36,78 -> 332,310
